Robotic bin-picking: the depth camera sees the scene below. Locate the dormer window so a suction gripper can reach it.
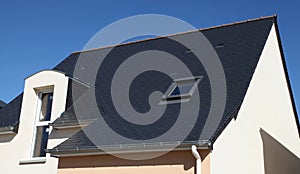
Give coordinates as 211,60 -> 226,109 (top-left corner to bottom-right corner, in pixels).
32,91 -> 53,157
160,76 -> 203,104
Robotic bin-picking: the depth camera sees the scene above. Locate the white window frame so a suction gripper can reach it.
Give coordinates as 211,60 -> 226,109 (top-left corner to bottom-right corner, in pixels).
30,89 -> 54,158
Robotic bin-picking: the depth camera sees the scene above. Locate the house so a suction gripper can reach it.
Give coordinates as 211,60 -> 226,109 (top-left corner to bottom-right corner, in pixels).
0,15 -> 299,174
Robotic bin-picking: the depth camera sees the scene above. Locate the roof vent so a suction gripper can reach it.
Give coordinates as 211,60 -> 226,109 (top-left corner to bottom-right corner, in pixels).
185,49 -> 194,54
215,43 -> 226,49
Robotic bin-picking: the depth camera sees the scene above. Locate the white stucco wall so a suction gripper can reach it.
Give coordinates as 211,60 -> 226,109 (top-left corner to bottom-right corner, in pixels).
0,70 -> 68,174
210,24 -> 300,174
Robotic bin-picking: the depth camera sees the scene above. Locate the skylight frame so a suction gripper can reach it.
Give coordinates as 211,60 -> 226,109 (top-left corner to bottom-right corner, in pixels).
160,76 -> 203,104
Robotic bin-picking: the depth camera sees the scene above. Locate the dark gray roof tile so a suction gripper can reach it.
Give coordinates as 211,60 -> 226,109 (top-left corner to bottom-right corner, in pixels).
0,93 -> 23,128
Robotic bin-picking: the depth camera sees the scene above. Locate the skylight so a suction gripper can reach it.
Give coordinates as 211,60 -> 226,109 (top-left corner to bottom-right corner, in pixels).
160,76 -> 203,104
169,83 -> 195,97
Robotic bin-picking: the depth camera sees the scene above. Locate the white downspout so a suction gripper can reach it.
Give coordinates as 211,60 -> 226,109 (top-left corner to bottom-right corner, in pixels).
191,145 -> 201,174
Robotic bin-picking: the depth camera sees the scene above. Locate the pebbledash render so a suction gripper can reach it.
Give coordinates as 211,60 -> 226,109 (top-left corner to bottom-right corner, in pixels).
0,15 -> 299,174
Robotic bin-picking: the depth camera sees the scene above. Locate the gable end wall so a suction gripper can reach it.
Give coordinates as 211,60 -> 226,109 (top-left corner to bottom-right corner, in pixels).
210,24 -> 300,174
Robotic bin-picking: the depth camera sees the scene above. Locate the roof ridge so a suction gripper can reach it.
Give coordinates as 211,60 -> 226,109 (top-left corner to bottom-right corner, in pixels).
71,15 -> 276,54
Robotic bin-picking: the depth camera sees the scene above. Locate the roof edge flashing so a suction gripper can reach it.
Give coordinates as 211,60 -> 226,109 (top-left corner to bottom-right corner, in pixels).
273,17 -> 300,137
47,140 -> 211,156
48,144 -> 211,158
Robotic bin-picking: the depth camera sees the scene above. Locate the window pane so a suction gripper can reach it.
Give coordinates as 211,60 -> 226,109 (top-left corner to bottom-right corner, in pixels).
33,126 -> 49,157
170,86 -> 181,96
178,83 -> 194,94
39,93 -> 53,121
170,83 -> 194,96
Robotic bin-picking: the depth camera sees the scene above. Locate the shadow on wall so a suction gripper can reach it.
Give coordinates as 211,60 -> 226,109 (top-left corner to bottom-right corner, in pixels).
260,128 -> 300,174
0,134 -> 16,143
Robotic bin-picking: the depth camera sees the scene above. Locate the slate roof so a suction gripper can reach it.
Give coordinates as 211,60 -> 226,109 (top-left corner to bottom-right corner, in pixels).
0,94 -> 23,132
48,16 -> 276,154
1,16 -> 297,155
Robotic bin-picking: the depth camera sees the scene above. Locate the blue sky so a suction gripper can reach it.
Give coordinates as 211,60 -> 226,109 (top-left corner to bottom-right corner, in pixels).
0,1 -> 299,122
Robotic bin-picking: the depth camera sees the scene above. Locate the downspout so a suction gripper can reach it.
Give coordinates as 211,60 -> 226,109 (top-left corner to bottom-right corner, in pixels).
191,145 -> 201,174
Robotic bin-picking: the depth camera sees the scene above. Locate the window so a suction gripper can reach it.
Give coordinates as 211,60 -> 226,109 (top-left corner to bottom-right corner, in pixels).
32,92 -> 53,157
160,76 -> 202,104
169,83 -> 195,97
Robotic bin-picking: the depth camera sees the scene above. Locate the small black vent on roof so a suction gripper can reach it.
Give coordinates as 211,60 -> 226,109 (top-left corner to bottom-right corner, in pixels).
215,43 -> 226,49
184,49 -> 194,54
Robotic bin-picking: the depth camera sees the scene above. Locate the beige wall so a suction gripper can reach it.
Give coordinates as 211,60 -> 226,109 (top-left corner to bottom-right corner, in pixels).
58,150 -> 210,174
210,24 -> 300,174
0,70 -> 69,174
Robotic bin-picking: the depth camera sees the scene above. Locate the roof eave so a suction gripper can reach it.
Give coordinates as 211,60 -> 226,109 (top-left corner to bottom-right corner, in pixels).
47,140 -> 212,157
